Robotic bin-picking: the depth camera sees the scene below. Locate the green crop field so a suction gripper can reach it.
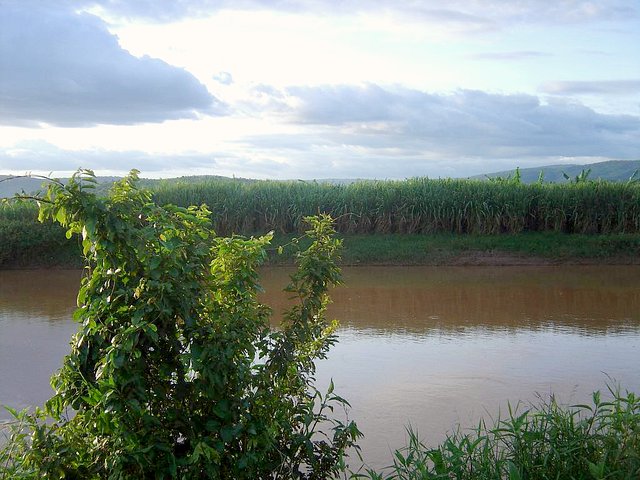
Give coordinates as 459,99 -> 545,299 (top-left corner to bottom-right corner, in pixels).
151,177 -> 640,236
2,176 -> 640,268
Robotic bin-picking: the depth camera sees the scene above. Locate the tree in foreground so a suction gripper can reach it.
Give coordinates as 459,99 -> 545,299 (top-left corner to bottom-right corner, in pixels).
0,169 -> 360,479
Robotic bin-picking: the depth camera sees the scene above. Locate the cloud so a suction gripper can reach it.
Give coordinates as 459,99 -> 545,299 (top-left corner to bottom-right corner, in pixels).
540,80 -> 640,95
86,0 -> 638,27
284,84 -> 400,125
232,130 -> 603,179
0,139 -> 303,180
407,0 -> 638,25
0,140 -> 220,173
2,79 -> 638,179
393,7 -> 496,33
469,51 -> 552,61
213,71 -> 234,85
246,84 -> 640,160
0,3 -> 223,127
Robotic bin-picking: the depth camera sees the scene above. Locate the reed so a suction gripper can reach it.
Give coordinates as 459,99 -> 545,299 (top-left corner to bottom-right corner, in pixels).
362,386 -> 640,480
0,202 -> 80,267
3,177 -> 640,267
151,178 -> 640,236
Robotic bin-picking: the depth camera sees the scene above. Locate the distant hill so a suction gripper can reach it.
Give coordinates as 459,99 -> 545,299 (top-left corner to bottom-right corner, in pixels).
0,174 -> 354,198
2,160 -> 639,198
0,175 -> 122,199
0,176 -> 47,198
475,160 -> 640,184
0,174 -> 254,199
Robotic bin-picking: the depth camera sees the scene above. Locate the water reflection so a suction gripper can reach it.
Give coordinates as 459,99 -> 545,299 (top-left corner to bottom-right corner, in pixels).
260,265 -> 640,467
0,269 -> 81,321
1,266 -> 639,468
261,266 -> 640,335
0,270 -> 81,418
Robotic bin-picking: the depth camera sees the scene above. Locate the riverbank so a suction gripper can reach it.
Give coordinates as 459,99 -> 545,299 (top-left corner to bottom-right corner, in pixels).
3,232 -> 638,269
331,232 -> 640,266
266,232 -> 640,266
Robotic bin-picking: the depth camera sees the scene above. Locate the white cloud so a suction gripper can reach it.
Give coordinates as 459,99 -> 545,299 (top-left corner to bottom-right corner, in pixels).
2,83 -> 638,180
244,84 -> 640,159
540,80 -> 640,95
0,3 -> 222,127
87,0 -> 638,27
213,72 -> 234,85
469,51 -> 552,61
0,140 -> 219,174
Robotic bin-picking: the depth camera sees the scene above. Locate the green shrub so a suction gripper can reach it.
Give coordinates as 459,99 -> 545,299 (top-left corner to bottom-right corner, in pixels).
0,170 -> 360,479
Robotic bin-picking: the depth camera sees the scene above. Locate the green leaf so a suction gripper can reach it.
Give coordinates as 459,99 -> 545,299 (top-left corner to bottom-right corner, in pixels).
220,425 -> 236,443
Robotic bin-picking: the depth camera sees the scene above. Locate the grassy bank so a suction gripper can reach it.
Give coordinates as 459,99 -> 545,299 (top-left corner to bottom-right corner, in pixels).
4,226 -> 638,269
1,201 -> 639,269
267,232 -> 640,266
332,232 -> 640,265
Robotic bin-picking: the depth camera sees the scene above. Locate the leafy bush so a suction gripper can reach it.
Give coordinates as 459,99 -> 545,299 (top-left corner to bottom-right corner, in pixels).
0,170 -> 360,479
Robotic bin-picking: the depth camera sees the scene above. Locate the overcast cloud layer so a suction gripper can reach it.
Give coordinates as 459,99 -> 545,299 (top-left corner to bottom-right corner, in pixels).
0,0 -> 638,179
91,0 -> 638,25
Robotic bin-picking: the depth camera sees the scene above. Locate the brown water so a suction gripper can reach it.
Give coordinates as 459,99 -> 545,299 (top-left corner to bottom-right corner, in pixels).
1,266 -> 639,470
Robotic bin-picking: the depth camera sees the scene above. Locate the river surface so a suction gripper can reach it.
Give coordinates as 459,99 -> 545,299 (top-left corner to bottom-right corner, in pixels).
1,266 -> 639,470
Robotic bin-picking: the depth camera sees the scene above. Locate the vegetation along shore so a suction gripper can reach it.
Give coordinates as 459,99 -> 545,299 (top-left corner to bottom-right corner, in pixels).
2,172 -> 640,268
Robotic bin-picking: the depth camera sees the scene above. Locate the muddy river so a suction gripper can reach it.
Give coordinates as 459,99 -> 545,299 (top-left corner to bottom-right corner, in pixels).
1,266 -> 639,469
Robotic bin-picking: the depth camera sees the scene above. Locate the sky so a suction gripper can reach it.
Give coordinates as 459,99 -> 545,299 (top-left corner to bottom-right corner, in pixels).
0,0 -> 639,180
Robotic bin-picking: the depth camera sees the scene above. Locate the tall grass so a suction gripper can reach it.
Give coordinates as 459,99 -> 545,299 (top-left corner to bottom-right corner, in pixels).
2,177 -> 640,267
152,178 -> 640,236
0,202 -> 80,267
362,387 -> 640,480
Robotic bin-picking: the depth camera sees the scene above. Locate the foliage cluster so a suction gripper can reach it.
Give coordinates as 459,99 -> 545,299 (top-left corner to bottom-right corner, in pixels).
152,177 -> 640,236
363,388 -> 640,480
0,170 -> 360,479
